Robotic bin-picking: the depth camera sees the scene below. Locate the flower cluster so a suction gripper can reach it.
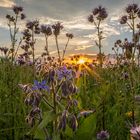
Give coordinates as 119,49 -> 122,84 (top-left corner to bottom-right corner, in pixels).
66,33 -> 74,39
6,6 -> 25,22
26,20 -> 40,33
130,126 -> 140,140
0,47 -> 8,55
40,25 -> 52,36
97,130 -> 110,140
18,80 -> 50,126
88,6 -> 108,22
120,4 -> 140,24
58,111 -> 78,132
52,22 -> 63,36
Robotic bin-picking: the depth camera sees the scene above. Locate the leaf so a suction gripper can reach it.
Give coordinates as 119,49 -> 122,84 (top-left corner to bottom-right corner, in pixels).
64,125 -> 74,138
34,127 -> 46,140
52,133 -> 61,140
38,110 -> 57,129
75,114 -> 96,140
34,111 -> 58,140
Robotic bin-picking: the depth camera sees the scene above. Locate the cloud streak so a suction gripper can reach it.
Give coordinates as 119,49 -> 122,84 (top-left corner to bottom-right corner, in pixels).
0,0 -> 15,8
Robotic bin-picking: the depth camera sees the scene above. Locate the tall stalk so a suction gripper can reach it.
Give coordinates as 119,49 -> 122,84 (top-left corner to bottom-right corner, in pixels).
88,6 -> 108,67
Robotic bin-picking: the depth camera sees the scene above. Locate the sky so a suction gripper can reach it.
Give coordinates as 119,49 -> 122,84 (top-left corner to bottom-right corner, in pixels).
0,0 -> 140,57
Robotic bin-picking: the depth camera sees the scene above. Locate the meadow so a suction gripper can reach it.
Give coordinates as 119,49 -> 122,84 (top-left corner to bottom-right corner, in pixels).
1,3 -> 140,140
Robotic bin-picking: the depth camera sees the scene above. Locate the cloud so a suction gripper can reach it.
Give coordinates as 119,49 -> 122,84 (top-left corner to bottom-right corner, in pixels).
0,0 -> 15,8
75,45 -> 93,51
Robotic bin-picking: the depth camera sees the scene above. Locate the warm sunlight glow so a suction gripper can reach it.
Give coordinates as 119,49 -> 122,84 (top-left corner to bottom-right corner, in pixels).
77,58 -> 85,64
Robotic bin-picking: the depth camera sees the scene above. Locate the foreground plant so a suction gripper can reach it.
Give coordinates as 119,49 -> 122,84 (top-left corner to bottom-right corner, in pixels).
19,57 -> 79,139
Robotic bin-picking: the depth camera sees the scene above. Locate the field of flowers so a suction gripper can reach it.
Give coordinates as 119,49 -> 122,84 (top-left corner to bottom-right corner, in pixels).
1,3 -> 140,140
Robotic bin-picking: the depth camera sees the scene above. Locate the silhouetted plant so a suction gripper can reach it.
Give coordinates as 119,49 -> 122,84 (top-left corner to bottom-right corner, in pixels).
25,20 -> 40,65
120,3 -> 140,61
52,22 -> 63,63
6,5 -> 26,62
114,38 -> 134,60
40,24 -> 52,56
88,6 -> 108,67
62,33 -> 74,60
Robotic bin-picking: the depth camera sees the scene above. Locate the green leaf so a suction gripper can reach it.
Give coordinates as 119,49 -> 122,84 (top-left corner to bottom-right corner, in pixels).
38,110 -> 56,129
52,133 -> 61,140
64,125 -> 74,138
34,127 -> 46,140
75,115 -> 96,140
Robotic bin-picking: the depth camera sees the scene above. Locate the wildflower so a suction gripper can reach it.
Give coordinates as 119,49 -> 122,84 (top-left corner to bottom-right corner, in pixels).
25,115 -> 35,127
125,4 -> 139,14
77,110 -> 95,118
138,10 -> 140,18
58,110 -> 67,131
40,25 -> 52,36
32,80 -> 50,91
52,22 -> 63,36
26,21 -> 34,29
66,33 -> 73,39
97,130 -> 110,140
120,16 -> 128,24
21,13 -> 26,20
12,5 -> 23,14
61,80 -> 77,96
125,111 -> 133,117
69,114 -> 78,131
18,84 -> 32,94
130,126 -> 140,140
92,7 -> 99,15
57,66 -> 72,80
122,71 -> 129,79
88,14 -> 94,23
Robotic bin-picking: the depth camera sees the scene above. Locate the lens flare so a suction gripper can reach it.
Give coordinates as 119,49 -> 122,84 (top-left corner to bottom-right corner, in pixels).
78,58 -> 85,64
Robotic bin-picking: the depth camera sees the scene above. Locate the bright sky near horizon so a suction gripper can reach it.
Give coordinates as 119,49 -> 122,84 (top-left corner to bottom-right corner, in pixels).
0,0 -> 140,57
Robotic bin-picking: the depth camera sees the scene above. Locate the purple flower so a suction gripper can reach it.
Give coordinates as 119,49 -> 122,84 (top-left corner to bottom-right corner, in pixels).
58,110 -> 67,131
21,13 -> 26,20
120,16 -> 128,24
130,126 -> 140,140
12,6 -> 23,14
57,66 -> 72,80
88,14 -> 94,23
77,110 -> 95,118
66,33 -> 74,39
40,25 -> 52,36
52,22 -> 63,36
97,130 -> 110,140
32,80 -> 50,91
125,4 -> 139,14
69,114 -> 78,131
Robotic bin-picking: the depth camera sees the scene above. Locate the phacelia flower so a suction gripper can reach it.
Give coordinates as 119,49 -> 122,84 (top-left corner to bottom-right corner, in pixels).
52,22 -> 63,36
130,126 -> 140,140
97,130 -> 110,140
120,16 -> 128,24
